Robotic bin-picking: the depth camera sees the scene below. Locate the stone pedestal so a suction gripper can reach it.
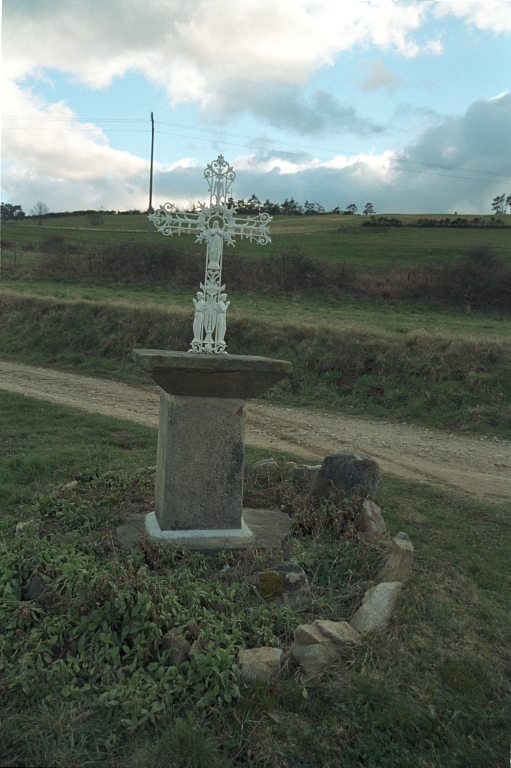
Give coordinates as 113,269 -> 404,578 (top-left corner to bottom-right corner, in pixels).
128,349 -> 292,549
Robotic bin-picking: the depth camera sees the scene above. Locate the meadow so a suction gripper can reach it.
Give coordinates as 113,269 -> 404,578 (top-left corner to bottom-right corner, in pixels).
0,390 -> 509,767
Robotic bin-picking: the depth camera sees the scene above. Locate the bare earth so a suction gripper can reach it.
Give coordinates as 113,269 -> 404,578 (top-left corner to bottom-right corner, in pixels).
1,360 -> 509,504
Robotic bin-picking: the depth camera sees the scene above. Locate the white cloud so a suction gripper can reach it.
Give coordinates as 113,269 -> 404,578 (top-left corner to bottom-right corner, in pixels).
433,1 -> 511,34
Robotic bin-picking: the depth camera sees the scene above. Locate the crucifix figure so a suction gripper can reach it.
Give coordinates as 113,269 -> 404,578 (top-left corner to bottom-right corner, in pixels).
149,155 -> 272,354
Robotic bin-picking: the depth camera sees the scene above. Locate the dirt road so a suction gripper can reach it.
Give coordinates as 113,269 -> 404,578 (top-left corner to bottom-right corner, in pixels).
1,360 -> 509,504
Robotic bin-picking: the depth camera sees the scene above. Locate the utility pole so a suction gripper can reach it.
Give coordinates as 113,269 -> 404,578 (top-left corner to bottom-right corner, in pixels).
147,111 -> 155,245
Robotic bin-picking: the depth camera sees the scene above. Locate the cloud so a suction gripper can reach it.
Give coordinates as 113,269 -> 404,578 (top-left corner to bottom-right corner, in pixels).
358,59 -> 404,92
212,83 -> 385,136
433,2 -> 511,34
3,0 -> 436,108
151,94 -> 511,215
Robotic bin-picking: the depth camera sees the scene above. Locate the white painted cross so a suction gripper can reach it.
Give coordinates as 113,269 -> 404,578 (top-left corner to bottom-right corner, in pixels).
149,155 -> 272,354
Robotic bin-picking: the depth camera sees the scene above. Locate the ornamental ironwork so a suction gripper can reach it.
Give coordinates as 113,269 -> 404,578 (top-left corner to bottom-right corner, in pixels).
149,155 -> 272,354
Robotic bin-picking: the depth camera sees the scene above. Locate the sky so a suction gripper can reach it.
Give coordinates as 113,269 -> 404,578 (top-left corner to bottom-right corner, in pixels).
2,0 -> 511,215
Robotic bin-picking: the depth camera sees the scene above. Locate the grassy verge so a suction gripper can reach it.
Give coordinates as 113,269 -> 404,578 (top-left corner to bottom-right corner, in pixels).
1,393 -> 509,767
1,293 -> 510,438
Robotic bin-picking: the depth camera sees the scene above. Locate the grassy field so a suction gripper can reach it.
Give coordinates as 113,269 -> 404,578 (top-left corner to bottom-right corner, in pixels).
3,212 -> 510,270
0,391 -> 509,767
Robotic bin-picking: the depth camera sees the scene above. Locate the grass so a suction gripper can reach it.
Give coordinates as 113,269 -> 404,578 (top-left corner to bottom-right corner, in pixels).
1,292 -> 510,438
3,212 -> 511,270
1,392 -> 510,767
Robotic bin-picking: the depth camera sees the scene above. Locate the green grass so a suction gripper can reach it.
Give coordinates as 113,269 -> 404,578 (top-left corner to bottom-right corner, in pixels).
1,392 -> 509,767
3,277 -> 511,339
3,212 -> 511,270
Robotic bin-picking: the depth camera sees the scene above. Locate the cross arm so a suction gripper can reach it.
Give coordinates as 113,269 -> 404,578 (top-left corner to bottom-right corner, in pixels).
149,203 -> 201,237
231,212 -> 272,244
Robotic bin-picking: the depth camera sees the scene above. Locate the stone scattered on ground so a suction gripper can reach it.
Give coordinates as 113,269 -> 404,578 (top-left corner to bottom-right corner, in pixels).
188,640 -> 202,660
23,577 -> 59,611
62,480 -> 79,491
355,499 -> 387,540
161,631 -> 190,666
291,642 -> 343,675
311,452 -> 381,504
254,562 -> 311,608
377,536 -> 414,583
251,458 -> 279,474
312,620 -> 362,645
350,582 -> 402,633
291,464 -> 322,487
238,647 -> 283,682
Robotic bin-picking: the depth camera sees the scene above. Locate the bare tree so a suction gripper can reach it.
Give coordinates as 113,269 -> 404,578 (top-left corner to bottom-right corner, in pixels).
30,201 -> 50,225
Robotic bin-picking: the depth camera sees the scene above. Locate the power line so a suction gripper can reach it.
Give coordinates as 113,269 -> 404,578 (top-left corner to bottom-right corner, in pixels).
3,114 -> 511,183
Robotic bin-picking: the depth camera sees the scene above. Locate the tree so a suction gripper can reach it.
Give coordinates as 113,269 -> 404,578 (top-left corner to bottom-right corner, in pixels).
1,202 -> 25,221
506,194 -> 511,213
491,194 -> 505,215
344,203 -> 357,215
30,201 -> 50,224
363,203 -> 375,216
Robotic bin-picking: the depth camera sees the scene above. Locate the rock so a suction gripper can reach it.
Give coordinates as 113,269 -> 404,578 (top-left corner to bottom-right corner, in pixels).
377,537 -> 414,583
24,577 -> 58,611
188,640 -> 202,660
294,623 -> 329,646
284,461 -> 298,469
162,632 -> 190,666
15,520 -> 38,536
255,563 -> 310,608
311,452 -> 381,504
291,464 -> 322,487
62,480 -> 79,491
312,620 -> 362,645
291,642 -> 342,675
238,647 -> 283,682
350,582 -> 402,633
252,458 -> 279,474
354,500 -> 386,540
294,620 -> 361,647
395,531 -> 410,540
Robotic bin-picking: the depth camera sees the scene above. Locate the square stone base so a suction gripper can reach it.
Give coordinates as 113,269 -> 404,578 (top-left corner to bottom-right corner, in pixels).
116,508 -> 292,554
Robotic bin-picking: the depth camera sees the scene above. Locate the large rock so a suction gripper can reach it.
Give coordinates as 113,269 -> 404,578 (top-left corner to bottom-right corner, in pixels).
355,500 -> 386,540
254,563 -> 310,608
238,647 -> 283,682
291,643 -> 342,675
162,631 -> 190,666
377,536 -> 414,583
311,452 -> 381,504
350,582 -> 402,633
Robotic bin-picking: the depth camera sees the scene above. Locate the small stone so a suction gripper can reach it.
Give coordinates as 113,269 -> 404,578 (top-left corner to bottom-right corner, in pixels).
15,520 -> 36,536
188,640 -> 202,660
291,464 -> 322,486
254,563 -> 310,608
312,620 -> 362,645
284,461 -> 298,469
350,582 -> 402,633
355,500 -> 386,540
311,452 -> 381,504
377,537 -> 414,583
395,531 -> 410,540
162,632 -> 190,666
238,647 -> 283,682
294,623 -> 329,646
291,642 -> 342,675
252,458 -> 279,474
62,480 -> 79,491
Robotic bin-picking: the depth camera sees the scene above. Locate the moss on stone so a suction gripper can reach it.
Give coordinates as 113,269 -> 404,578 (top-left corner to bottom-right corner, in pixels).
258,570 -> 284,599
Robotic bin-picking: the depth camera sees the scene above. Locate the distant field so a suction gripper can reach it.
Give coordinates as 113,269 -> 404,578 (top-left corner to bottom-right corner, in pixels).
3,212 -> 510,270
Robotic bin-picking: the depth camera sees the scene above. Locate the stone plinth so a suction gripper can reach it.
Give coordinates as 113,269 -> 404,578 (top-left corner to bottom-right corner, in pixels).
131,349 -> 292,542
132,349 -> 292,399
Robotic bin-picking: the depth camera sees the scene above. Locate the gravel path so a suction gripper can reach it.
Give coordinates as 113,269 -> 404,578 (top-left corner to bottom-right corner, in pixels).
1,360 -> 509,504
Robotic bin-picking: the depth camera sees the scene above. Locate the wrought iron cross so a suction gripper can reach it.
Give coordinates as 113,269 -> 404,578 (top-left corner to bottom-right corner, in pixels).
149,155 -> 272,354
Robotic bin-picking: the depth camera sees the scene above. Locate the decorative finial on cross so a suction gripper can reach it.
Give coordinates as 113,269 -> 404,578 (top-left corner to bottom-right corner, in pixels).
149,156 -> 272,354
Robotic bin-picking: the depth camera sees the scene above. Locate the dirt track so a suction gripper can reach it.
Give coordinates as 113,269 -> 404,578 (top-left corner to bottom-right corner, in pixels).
1,360 -> 509,504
